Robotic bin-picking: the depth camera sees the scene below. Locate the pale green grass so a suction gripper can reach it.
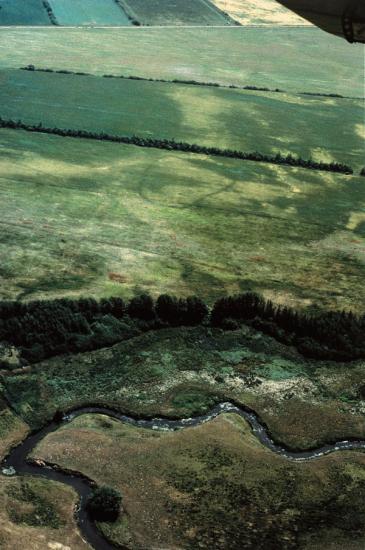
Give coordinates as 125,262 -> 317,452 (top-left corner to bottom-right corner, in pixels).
48,0 -> 131,26
0,27 -> 362,97
0,128 -> 365,311
0,69 -> 362,170
0,0 -> 50,25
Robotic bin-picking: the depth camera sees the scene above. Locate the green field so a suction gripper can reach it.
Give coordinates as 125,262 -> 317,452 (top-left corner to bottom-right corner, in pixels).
0,28 -> 362,97
0,0 -> 50,25
1,69 -> 362,170
1,128 -> 365,310
48,0 -> 131,26
118,0 -> 232,26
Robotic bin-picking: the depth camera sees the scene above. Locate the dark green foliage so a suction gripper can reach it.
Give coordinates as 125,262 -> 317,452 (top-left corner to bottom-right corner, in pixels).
1,291 -> 365,364
156,294 -> 208,326
212,293 -> 365,361
0,116 -> 353,175
42,0 -> 58,25
127,293 -> 155,320
87,486 -> 122,522
360,168 -> 365,177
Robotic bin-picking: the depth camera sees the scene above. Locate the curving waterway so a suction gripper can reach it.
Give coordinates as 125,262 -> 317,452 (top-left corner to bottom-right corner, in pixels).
2,402 -> 365,550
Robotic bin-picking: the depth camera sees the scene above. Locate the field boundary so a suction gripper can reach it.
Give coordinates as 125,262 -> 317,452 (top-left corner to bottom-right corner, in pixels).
0,117 -> 354,175
19,65 -> 358,100
42,0 -> 58,25
113,0 -> 140,25
112,0 -> 236,26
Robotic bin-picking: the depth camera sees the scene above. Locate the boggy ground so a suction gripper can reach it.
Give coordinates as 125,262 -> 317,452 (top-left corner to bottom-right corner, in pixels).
3,325 -> 365,450
2,324 -> 365,548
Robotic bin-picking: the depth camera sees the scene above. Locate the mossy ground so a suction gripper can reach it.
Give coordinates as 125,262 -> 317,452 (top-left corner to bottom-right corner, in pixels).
3,325 -> 365,451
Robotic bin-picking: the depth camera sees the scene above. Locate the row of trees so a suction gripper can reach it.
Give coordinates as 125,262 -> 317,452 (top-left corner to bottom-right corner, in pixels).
0,117 -> 354,175
211,293 -> 365,361
42,1 -> 58,25
0,294 -> 208,365
113,0 -> 141,25
1,292 -> 364,365
21,65 -> 352,100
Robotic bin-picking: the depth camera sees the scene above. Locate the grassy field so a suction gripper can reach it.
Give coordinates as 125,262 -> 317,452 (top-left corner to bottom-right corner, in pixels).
48,0 -> 131,26
1,68 -> 362,170
0,0 -> 50,25
118,0 -> 232,26
1,128 -> 365,309
32,409 -> 365,549
0,28 -> 362,97
212,0 -> 310,25
4,324 -> 365,451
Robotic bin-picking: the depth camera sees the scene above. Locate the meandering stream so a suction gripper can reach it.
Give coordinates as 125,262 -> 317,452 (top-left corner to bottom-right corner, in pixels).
2,402 -> 365,550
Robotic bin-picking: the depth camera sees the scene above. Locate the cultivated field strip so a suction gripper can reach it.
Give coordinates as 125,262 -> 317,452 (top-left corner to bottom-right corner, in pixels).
0,0 -> 52,25
0,0 -> 234,26
0,28 -> 362,97
0,68 -> 362,170
0,128 -> 364,309
47,0 -> 132,26
116,0 -> 233,26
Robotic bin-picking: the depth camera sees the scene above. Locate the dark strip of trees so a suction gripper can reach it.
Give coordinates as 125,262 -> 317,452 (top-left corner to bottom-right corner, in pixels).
0,292 -> 364,366
0,117 -> 353,175
42,1 -> 58,25
211,293 -> 365,362
21,66 -> 356,100
0,294 -> 208,366
113,0 -> 141,25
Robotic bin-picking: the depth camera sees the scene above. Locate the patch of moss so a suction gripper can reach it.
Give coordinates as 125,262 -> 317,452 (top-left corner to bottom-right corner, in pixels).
6,480 -> 63,529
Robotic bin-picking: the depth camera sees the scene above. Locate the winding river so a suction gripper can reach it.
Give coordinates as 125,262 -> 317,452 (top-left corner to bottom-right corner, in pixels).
2,401 -> 365,550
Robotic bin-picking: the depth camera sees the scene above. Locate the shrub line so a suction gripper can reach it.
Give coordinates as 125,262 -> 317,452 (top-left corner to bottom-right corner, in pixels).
0,116 -> 353,175
42,1 -> 58,25
20,65 -> 358,100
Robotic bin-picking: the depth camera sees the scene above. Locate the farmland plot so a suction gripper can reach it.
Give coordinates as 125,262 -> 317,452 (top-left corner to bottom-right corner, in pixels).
211,0 -> 310,25
0,28 -> 363,98
48,0 -> 131,25
118,0 -> 232,26
0,68 -> 362,170
0,0 -> 51,25
1,128 -> 365,311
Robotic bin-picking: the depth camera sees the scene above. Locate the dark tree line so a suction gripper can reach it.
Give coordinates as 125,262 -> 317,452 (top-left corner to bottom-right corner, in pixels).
211,293 -> 365,361
0,294 -> 207,365
0,292 -> 364,366
0,117 -> 354,175
21,65 -> 355,100
42,1 -> 58,25
112,0 -> 141,25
